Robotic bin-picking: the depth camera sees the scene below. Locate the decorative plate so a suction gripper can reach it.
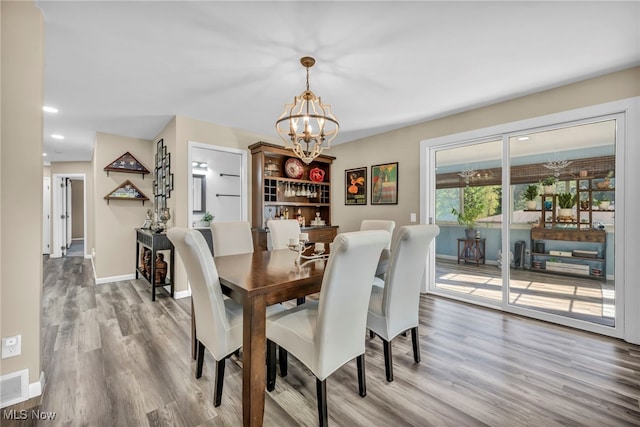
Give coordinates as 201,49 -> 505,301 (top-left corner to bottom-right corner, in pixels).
284,158 -> 304,179
309,167 -> 325,182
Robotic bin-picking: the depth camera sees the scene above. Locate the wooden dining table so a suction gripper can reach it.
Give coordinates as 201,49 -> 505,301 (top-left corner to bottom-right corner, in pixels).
213,248 -> 327,427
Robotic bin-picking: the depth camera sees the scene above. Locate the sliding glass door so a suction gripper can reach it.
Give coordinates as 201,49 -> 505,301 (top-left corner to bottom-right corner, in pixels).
425,112 -> 621,335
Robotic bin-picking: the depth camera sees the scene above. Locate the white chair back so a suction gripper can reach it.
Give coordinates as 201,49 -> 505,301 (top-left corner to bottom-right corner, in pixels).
267,219 -> 301,250
314,230 -> 388,378
382,225 -> 440,336
360,219 -> 396,249
167,228 -> 232,360
210,221 -> 254,256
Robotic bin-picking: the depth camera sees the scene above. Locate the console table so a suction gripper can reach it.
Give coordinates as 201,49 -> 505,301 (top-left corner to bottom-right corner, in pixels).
135,228 -> 175,301
457,238 -> 486,266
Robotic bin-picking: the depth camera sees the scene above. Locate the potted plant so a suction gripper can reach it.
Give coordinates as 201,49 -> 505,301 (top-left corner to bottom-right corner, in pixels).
523,184 -> 539,210
541,176 -> 556,195
452,205 -> 483,239
557,192 -> 576,217
597,196 -> 610,210
194,211 -> 214,228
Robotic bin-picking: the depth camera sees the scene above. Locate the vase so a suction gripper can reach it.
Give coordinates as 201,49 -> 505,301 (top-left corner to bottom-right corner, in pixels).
159,208 -> 171,229
154,253 -> 168,284
543,185 -> 555,195
526,200 -> 537,210
558,208 -> 573,218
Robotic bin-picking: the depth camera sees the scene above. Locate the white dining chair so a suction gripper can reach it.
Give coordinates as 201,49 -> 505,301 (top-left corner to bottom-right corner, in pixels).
366,224 -> 440,382
267,219 -> 301,250
210,221 -> 254,256
167,228 -> 282,407
265,230 -> 388,427
360,219 -> 396,278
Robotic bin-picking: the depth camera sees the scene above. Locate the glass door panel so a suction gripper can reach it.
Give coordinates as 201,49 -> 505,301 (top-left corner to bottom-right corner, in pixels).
507,120 -> 616,326
434,140 -> 503,303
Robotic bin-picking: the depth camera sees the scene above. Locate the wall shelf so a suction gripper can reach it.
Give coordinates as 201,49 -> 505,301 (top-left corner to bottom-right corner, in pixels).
104,151 -> 150,177
104,179 -> 149,205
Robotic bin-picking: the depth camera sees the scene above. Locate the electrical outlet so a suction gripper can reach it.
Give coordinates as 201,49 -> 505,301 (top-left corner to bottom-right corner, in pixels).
410,213 -> 417,223
2,335 -> 22,359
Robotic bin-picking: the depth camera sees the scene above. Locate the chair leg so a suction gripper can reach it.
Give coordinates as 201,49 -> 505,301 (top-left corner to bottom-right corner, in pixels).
316,378 -> 328,427
196,340 -> 205,379
214,357 -> 226,407
296,297 -> 306,305
411,327 -> 421,363
382,339 -> 394,382
356,354 -> 366,397
266,340 -> 276,392
278,346 -> 288,377
369,329 -> 375,339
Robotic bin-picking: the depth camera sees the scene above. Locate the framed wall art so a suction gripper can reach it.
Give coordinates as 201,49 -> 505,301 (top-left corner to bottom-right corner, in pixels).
371,162 -> 398,205
345,167 -> 367,205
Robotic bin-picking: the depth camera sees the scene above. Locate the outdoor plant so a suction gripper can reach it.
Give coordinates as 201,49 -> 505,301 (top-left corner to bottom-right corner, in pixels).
557,193 -> 577,209
523,184 -> 539,201
541,176 -> 556,186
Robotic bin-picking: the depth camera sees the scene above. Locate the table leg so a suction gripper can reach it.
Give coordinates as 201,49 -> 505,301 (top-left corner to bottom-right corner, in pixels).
243,294 -> 267,427
191,299 -> 197,360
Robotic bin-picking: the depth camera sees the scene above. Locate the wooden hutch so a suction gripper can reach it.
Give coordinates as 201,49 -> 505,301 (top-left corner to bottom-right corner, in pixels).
249,142 -> 338,251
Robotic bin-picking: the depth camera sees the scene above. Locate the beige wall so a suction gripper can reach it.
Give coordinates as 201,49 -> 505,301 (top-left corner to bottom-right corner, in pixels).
331,67 -> 640,235
0,1 -> 44,383
161,115 -> 278,292
93,133 -> 153,279
50,161 -> 94,252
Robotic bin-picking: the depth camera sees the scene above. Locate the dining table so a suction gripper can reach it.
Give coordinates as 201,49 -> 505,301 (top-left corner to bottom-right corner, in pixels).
213,247 -> 328,427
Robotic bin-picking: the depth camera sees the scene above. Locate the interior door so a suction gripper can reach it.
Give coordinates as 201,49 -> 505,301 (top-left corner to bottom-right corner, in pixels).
66,178 -> 72,248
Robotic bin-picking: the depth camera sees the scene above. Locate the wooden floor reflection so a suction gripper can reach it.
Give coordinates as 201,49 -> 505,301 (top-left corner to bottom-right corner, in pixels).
436,259 -> 614,326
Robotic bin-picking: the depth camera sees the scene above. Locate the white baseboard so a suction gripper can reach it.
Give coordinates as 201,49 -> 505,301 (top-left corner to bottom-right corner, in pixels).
174,288 -> 191,299
95,273 -> 136,285
29,372 -> 45,399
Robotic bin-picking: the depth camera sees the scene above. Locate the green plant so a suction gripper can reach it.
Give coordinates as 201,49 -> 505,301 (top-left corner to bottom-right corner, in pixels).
557,193 -> 576,209
202,211 -> 214,222
523,184 -> 539,201
541,176 -> 556,186
597,195 -> 610,204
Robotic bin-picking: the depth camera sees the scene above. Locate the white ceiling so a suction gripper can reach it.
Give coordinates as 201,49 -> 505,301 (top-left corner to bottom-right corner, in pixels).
36,1 -> 639,164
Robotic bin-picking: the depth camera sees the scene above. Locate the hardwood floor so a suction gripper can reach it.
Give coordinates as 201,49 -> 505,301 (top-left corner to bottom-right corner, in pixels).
3,256 -> 640,426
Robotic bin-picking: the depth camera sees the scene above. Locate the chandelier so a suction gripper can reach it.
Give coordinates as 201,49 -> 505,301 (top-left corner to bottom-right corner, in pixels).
275,57 -> 339,164
458,168 -> 477,184
543,159 -> 572,177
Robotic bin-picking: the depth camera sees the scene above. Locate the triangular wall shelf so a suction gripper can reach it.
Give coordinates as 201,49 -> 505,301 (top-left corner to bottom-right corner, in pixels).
104,152 -> 150,177
104,180 -> 149,205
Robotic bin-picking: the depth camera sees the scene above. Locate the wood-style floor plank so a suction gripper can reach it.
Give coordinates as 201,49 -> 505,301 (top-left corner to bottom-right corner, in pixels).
3,256 -> 639,426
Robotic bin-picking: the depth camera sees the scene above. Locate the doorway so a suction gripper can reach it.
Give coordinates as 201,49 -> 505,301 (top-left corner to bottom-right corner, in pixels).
51,173 -> 87,258
420,100 -> 633,340
187,142 -> 248,226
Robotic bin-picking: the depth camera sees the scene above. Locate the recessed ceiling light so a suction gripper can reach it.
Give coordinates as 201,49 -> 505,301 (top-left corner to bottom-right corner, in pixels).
51,134 -> 65,140
43,106 -> 59,113
517,136 -> 530,141
42,153 -> 47,156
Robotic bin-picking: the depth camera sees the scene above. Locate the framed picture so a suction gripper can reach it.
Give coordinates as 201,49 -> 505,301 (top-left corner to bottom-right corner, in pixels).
345,167 -> 367,205
371,162 -> 398,205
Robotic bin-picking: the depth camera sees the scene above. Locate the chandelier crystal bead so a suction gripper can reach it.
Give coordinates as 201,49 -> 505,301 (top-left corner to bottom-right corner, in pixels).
275,57 -> 339,164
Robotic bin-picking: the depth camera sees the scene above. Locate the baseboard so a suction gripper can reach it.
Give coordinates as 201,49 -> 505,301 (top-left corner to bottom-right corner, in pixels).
95,273 -> 136,285
29,372 -> 45,399
174,288 -> 191,299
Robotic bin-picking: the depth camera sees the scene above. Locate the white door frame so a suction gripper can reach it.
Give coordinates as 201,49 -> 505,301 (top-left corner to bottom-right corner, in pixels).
51,173 -> 87,258
420,97 -> 639,344
187,141 -> 248,227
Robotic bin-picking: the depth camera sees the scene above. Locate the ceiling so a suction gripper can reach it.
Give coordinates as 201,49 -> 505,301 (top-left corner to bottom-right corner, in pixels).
36,1 -> 640,165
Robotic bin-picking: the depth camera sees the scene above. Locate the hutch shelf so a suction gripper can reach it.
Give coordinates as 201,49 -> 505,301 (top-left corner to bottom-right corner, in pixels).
249,142 -> 338,251
530,176 -> 612,280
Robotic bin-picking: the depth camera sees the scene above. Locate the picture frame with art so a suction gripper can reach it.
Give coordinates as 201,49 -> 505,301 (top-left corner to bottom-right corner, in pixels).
345,167 -> 367,205
371,162 -> 398,205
